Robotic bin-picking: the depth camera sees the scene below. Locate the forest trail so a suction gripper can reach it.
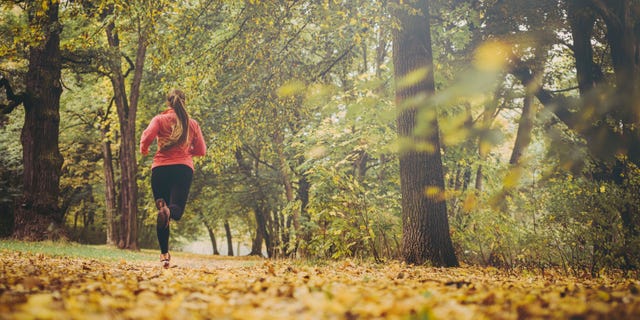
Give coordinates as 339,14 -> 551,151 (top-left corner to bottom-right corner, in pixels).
1,248 -> 639,319
136,251 -> 263,270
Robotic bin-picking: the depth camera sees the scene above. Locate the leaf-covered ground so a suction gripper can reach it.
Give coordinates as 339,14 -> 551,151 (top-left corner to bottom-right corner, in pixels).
1,248 -> 639,319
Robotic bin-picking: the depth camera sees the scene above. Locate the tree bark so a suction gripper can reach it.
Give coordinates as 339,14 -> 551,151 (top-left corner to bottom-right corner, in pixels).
249,207 -> 266,256
101,120 -> 118,246
594,0 -> 640,98
205,223 -> 220,255
509,94 -> 535,165
105,15 -> 148,250
392,0 -> 458,267
567,0 -> 600,95
12,1 -> 65,240
296,171 -> 310,256
224,220 -> 234,256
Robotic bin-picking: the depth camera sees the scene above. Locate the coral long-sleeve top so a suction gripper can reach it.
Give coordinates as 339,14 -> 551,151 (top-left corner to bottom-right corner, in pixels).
140,109 -> 207,170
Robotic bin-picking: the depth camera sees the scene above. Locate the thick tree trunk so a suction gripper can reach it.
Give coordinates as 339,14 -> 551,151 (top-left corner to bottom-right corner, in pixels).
249,207 -> 266,257
597,0 -> 640,99
224,220 -> 234,256
249,194 -> 272,256
13,1 -> 64,240
567,0 -> 600,95
392,0 -> 458,267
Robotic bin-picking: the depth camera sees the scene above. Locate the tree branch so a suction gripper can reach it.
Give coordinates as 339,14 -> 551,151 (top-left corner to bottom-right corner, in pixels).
61,48 -> 110,76
510,62 -> 579,129
314,44 -> 356,81
589,0 -> 623,29
0,75 -> 25,115
548,86 -> 580,93
123,54 -> 135,79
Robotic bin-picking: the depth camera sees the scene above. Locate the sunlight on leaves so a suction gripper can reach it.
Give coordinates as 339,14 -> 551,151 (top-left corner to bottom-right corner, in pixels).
473,40 -> 511,72
503,167 -> 523,189
396,68 -> 430,90
440,112 -> 472,146
277,80 -> 306,98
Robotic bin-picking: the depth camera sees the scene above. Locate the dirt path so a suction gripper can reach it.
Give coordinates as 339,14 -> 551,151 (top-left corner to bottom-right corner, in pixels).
138,251 -> 264,270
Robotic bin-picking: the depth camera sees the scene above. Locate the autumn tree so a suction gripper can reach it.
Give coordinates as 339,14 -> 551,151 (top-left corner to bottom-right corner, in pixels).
103,4 -> 144,250
1,0 -> 64,239
67,0 -> 168,249
392,0 -> 458,267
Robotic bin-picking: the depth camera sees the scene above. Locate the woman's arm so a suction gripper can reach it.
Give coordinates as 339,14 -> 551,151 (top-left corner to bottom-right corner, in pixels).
190,121 -> 207,156
140,117 -> 160,155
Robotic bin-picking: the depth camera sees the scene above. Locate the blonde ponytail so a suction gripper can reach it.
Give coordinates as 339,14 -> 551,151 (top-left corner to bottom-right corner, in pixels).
161,89 -> 190,151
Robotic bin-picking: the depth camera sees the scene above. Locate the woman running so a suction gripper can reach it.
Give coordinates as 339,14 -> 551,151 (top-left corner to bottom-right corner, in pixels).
140,88 -> 206,268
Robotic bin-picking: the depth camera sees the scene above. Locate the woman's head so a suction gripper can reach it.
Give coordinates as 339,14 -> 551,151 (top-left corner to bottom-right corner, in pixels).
161,89 -> 190,150
167,89 -> 186,110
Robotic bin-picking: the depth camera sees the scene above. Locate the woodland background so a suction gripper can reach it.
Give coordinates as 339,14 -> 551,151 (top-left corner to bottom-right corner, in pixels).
1,0 -> 640,275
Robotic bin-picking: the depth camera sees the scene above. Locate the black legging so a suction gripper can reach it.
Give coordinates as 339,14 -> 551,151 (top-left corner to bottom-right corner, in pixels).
151,164 -> 193,254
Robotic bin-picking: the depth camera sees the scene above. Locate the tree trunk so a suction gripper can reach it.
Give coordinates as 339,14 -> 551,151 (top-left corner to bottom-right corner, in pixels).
272,209 -> 282,258
392,0 -> 458,267
567,0 -> 600,95
105,17 -> 148,250
296,172 -> 310,256
249,210 -> 265,257
224,220 -> 234,256
597,0 -> 640,101
101,122 -> 118,246
475,165 -> 483,191
206,223 -> 220,255
509,94 -> 535,165
266,209 -> 277,258
353,150 -> 370,182
274,127 -> 299,253
12,1 -> 64,240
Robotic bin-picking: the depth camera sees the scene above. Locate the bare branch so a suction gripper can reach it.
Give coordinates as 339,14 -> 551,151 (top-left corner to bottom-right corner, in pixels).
0,75 -> 25,115
548,86 -> 580,93
123,54 -> 135,78
314,44 -> 356,81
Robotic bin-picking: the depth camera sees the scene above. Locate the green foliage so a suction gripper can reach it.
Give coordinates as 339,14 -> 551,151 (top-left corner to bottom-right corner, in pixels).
304,167 -> 400,260
451,153 -> 640,274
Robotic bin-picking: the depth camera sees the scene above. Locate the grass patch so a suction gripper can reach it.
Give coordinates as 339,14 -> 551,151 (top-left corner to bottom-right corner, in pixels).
0,239 -> 157,262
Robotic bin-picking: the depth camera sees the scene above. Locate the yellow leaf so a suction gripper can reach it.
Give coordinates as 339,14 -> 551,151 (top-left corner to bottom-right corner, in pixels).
277,80 -> 305,97
462,193 -> 478,212
425,186 -> 442,199
474,40 -> 512,72
503,167 -> 523,189
397,68 -> 430,90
